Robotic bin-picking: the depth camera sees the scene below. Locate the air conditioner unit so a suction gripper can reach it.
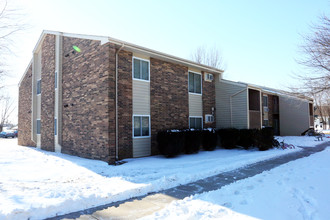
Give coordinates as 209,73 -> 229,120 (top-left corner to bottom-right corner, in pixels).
205,114 -> 214,123
205,73 -> 214,81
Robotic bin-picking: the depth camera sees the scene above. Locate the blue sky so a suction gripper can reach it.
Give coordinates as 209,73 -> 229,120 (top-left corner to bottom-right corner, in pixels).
3,0 -> 329,123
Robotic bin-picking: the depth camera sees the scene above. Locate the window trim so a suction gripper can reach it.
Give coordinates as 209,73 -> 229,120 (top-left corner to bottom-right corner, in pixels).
36,119 -> 41,135
132,57 -> 150,82
188,71 -> 202,95
189,116 -> 203,129
132,114 -> 151,138
36,79 -> 41,95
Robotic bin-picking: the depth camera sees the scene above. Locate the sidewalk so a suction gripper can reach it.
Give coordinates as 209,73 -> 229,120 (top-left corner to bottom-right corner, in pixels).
50,141 -> 330,220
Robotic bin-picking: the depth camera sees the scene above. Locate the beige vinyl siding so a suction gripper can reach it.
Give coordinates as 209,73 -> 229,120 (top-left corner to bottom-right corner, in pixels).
189,94 -> 202,116
133,138 -> 151,157
132,79 -> 151,157
133,80 -> 150,115
279,96 -> 310,136
215,78 -> 248,129
32,51 -> 42,145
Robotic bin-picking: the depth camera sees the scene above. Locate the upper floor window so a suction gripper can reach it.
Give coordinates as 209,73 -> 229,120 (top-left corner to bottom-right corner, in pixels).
189,72 -> 201,94
133,58 -> 149,81
262,95 -> 268,107
55,72 -> 57,89
37,79 -> 41,95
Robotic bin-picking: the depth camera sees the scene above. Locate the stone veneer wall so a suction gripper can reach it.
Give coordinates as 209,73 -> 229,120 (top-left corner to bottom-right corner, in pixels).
117,50 -> 133,159
202,72 -> 216,128
150,58 -> 189,155
61,36 -> 114,163
18,64 -> 36,147
41,34 -> 56,151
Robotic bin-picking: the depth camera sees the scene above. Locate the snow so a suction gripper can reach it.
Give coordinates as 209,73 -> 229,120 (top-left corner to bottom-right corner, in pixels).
142,147 -> 330,220
0,136 -> 328,219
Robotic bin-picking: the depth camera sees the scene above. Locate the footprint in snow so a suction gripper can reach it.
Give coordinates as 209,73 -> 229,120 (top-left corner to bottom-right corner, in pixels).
240,200 -> 248,205
222,202 -> 232,208
246,185 -> 254,190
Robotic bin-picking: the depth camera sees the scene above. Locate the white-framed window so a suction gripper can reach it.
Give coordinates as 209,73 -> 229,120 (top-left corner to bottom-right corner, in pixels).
37,79 -> 41,95
133,115 -> 150,138
188,71 -> 202,94
54,118 -> 57,136
205,114 -> 214,123
262,95 -> 268,107
55,71 -> 57,89
37,119 -> 41,135
133,57 -> 150,81
189,116 -> 203,129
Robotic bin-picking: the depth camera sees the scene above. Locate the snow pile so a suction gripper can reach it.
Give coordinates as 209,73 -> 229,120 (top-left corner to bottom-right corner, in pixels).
143,148 -> 330,220
0,137 -> 326,219
276,135 -> 329,147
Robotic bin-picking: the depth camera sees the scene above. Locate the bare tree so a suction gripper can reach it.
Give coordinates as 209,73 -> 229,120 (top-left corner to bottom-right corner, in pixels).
190,45 -> 224,70
0,96 -> 15,131
0,0 -> 26,92
294,15 -> 330,95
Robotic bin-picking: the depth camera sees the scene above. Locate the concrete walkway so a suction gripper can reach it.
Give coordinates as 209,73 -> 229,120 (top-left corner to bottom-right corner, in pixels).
49,141 -> 330,220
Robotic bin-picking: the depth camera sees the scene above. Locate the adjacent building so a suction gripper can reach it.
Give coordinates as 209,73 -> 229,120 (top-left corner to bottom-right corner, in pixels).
18,30 -> 314,163
216,79 -> 314,135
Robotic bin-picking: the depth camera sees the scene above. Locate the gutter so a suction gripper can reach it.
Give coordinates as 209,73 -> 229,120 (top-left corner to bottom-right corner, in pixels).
230,88 -> 247,127
115,44 -> 125,162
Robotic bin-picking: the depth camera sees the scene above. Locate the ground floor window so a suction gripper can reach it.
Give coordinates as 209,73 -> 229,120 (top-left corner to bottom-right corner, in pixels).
37,119 -> 41,134
263,119 -> 269,127
54,118 -> 57,136
189,117 -> 203,129
133,115 -> 150,137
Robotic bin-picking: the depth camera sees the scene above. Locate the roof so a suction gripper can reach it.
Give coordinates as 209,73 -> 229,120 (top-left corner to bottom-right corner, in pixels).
220,79 -> 313,102
19,30 -> 224,86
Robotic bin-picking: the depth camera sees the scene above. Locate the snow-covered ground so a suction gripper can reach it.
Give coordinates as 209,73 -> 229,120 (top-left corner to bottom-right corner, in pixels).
142,147 -> 330,220
0,136 -> 328,219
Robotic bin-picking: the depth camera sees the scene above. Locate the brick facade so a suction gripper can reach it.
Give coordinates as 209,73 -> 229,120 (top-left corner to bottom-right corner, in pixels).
202,72 -> 216,128
150,58 -> 189,155
19,32 -> 221,162
18,64 -> 36,147
117,50 -> 133,159
41,34 -> 56,151
61,36 -> 113,162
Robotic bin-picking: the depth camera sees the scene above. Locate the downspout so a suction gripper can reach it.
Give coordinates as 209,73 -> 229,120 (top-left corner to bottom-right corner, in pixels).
115,44 -> 125,162
230,88 -> 247,127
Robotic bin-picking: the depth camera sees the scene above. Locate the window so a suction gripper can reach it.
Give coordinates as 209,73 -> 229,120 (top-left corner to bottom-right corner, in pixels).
54,118 -> 57,136
37,119 -> 41,134
189,117 -> 202,129
189,72 -> 202,94
55,72 -> 57,89
263,119 -> 269,127
262,95 -> 268,107
133,116 -> 150,137
37,79 -> 41,95
133,58 -> 149,81
205,114 -> 214,123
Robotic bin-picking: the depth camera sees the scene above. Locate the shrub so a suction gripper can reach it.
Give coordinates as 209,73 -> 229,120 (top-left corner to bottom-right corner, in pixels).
255,127 -> 275,151
217,128 -> 240,149
184,129 -> 201,154
157,130 -> 185,157
237,129 -> 256,149
202,128 -> 217,151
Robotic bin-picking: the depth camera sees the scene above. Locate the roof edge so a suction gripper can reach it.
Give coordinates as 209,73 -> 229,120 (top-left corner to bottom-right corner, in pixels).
18,59 -> 33,87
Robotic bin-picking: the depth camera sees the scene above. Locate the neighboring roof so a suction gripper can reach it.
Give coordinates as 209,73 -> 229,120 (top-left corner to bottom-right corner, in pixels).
220,79 -> 313,102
